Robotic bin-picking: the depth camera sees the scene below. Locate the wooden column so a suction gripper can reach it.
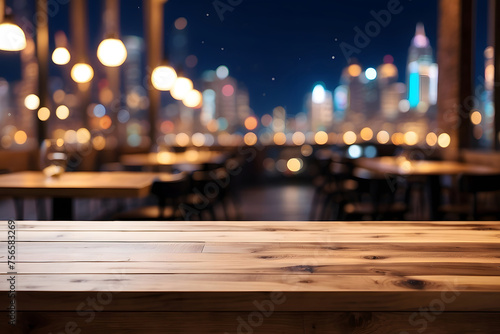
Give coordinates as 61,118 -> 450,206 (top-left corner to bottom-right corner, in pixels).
36,0 -> 49,144
493,0 -> 500,150
70,0 -> 90,128
437,0 -> 475,159
144,0 -> 167,149
104,0 -> 121,149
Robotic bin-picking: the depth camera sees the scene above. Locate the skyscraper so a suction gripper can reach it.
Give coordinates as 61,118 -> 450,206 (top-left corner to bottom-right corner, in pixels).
406,23 -> 438,113
307,84 -> 333,132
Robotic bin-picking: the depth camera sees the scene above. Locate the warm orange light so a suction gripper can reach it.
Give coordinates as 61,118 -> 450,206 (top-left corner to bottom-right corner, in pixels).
292,132 -> 306,146
99,115 -> 112,129
343,131 -> 357,145
287,158 -> 303,173
14,131 -> 27,145
347,64 -> 362,77
471,111 -> 482,125
377,131 -> 390,144
438,133 -> 451,148
56,105 -> 70,120
360,127 -> 373,141
244,116 -> 258,131
314,131 -> 328,145
38,107 -> 50,121
273,132 -> 287,145
391,132 -> 404,145
426,132 -> 438,146
404,131 -> 419,146
176,133 -> 190,147
244,132 -> 258,146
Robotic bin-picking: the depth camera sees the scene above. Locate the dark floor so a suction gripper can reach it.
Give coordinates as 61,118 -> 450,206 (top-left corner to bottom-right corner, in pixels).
0,185 -> 315,221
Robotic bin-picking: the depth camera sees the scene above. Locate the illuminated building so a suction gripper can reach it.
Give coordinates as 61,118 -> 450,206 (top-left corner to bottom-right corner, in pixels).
377,57 -> 405,119
203,67 -> 248,133
307,84 -> 333,132
406,23 -> 438,113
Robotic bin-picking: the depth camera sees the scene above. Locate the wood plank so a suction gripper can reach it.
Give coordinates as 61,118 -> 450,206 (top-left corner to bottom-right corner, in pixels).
5,242 -> 500,263
1,311 -> 499,334
6,230 -> 499,243
2,274 -> 500,293
11,291 -> 500,312
3,220 -> 499,231
10,260 -> 500,276
303,311 -> 500,334
1,312 -> 304,334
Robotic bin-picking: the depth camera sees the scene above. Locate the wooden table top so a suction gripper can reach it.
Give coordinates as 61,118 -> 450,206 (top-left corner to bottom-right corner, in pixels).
1,220 -> 499,313
120,150 -> 227,167
0,171 -> 184,198
355,156 -> 500,176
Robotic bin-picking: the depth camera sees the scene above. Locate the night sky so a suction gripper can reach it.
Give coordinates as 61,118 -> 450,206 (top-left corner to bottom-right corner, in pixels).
0,0 -> 489,117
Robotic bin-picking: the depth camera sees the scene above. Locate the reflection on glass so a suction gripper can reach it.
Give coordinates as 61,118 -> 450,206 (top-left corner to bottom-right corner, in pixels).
40,139 -> 67,177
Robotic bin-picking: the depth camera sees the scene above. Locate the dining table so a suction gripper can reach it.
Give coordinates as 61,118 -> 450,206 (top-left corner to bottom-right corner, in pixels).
120,150 -> 228,171
354,156 -> 500,219
0,171 -> 184,220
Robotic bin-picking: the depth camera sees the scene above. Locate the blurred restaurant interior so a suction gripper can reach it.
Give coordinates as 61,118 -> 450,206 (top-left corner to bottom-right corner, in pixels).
1,0 -> 500,332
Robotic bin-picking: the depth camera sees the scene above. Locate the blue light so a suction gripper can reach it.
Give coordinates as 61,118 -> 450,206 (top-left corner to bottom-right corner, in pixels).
409,72 -> 420,108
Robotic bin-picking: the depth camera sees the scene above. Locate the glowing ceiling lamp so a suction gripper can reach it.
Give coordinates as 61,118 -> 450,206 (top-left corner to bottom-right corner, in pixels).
171,76 -> 193,101
97,37 -> 127,67
71,63 -> 94,83
152,65 -> 177,91
0,3 -> 26,52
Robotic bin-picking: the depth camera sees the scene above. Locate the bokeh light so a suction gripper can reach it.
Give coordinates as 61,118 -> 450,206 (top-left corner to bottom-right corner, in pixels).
314,131 -> 328,145
287,158 -> 303,173
174,17 -> 188,30
24,94 -> 40,110
176,133 -> 190,147
171,77 -> 193,100
71,63 -> 94,83
97,38 -> 127,67
365,67 -> 377,80
360,127 -> 373,141
404,131 -> 419,146
56,105 -> 70,120
244,132 -> 258,146
347,64 -> 362,77
151,66 -> 177,91
222,84 -> 234,97
438,133 -> 451,148
292,131 -> 306,146
14,131 -> 27,145
216,65 -> 229,80
273,132 -> 287,145
244,116 -> 258,131
183,89 -> 203,108
343,131 -> 357,145
76,128 -> 91,144
52,47 -> 71,65
38,107 -> 50,121
470,111 -> 482,125
377,130 -> 390,144
426,132 -> 438,146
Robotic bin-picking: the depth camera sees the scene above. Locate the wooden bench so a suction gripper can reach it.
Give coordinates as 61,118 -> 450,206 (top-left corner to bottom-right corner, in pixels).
1,220 -> 500,333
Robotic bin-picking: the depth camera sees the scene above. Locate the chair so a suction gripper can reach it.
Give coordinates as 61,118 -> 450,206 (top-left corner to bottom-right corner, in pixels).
441,173 -> 500,220
114,172 -> 190,220
338,167 -> 409,221
180,167 -> 231,220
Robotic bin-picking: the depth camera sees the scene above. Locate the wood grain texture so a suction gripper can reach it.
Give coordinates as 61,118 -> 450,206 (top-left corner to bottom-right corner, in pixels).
0,220 -> 499,332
